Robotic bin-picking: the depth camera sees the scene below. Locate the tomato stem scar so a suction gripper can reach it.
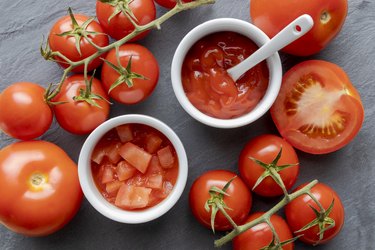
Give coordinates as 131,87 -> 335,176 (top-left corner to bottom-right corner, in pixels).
320,11 -> 331,24
29,173 -> 48,190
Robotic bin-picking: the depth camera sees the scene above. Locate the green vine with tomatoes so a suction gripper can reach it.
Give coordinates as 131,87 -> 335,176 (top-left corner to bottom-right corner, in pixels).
209,175 -> 337,248
40,0 -> 215,104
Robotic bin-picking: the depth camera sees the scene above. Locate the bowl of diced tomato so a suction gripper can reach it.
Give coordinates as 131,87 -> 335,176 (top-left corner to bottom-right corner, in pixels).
78,114 -> 188,223
171,18 -> 282,128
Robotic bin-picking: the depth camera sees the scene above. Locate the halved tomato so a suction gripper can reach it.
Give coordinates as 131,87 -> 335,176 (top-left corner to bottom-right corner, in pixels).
270,60 -> 364,154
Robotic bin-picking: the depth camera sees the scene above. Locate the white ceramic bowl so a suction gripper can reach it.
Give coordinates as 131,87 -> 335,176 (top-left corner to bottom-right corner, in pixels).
171,18 -> 282,128
78,114 -> 188,224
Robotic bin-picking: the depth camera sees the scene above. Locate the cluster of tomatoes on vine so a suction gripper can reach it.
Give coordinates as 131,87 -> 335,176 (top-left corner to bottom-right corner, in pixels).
0,0 -> 185,140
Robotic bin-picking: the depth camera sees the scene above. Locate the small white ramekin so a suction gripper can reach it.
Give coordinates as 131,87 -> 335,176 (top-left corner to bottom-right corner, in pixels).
78,114 -> 188,224
171,18 -> 282,128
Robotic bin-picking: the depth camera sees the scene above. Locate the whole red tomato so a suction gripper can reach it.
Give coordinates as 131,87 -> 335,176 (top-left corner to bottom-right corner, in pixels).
101,44 -> 159,104
233,213 -> 294,250
96,0 -> 156,41
52,75 -> 110,135
250,0 -> 348,56
285,183 -> 345,245
0,82 -> 52,140
239,134 -> 299,197
49,11 -> 109,72
154,0 -> 192,9
189,170 -> 252,231
270,60 -> 364,154
0,141 -> 83,236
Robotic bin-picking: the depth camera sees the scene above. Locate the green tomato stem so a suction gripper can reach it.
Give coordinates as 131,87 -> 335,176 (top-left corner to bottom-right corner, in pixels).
214,180 -> 319,247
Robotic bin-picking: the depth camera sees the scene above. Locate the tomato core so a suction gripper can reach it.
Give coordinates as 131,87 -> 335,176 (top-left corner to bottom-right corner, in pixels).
181,32 -> 269,119
320,11 -> 331,24
284,74 -> 347,139
29,173 -> 48,191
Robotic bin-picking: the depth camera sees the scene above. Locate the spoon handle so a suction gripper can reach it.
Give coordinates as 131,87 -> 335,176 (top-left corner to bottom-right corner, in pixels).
228,14 -> 314,82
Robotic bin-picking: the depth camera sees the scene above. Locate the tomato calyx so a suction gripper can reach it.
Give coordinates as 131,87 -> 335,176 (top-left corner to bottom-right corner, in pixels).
56,8 -> 104,56
102,51 -> 148,93
260,233 -> 301,250
99,0 -> 138,23
295,198 -> 336,245
204,176 -> 237,233
250,147 -> 298,197
72,72 -> 112,108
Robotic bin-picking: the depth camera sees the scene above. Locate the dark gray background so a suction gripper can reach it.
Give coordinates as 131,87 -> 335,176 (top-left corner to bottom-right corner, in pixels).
1,0 -> 374,249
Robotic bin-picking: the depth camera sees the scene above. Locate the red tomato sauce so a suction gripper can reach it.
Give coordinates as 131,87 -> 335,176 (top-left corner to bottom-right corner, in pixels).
181,32 -> 269,119
91,124 -> 178,211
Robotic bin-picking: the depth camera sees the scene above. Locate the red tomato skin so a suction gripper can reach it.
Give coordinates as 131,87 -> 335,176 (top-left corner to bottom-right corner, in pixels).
239,134 -> 299,197
270,60 -> 364,154
154,0 -> 192,9
49,14 -> 109,72
250,0 -> 348,56
189,170 -> 252,231
0,141 -> 83,236
96,0 -> 156,41
0,82 -> 52,140
52,75 -> 110,135
101,44 -> 159,104
285,183 -> 345,245
233,212 -> 294,250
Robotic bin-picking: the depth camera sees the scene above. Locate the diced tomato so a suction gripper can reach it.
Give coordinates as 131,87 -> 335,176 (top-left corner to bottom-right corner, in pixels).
102,165 -> 114,184
146,156 -> 164,175
115,185 -> 152,210
116,161 -> 137,181
145,133 -> 163,153
145,174 -> 163,189
157,146 -> 175,168
119,142 -> 152,174
91,141 -> 121,164
106,180 -> 123,194
106,142 -> 122,164
116,124 -> 133,143
92,147 -> 106,164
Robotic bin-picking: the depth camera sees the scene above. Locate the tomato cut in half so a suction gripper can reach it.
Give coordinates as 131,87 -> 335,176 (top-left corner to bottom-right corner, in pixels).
271,60 -> 364,154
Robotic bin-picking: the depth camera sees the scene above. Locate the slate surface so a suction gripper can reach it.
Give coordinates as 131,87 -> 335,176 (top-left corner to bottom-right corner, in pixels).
0,0 -> 374,249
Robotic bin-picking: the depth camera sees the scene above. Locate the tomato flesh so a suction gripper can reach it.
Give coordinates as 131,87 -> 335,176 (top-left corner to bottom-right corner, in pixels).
92,124 -> 179,210
119,142 -> 152,174
182,32 -> 269,119
271,60 -> 364,154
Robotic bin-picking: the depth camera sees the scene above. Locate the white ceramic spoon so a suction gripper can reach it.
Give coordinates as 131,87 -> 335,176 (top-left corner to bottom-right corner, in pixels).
227,14 -> 314,82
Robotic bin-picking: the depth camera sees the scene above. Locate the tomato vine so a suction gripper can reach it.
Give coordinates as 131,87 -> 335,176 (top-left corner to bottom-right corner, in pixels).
40,0 -> 215,102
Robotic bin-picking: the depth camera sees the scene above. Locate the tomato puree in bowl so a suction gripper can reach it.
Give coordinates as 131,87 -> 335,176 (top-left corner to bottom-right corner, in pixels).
91,124 -> 178,211
181,31 -> 269,119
